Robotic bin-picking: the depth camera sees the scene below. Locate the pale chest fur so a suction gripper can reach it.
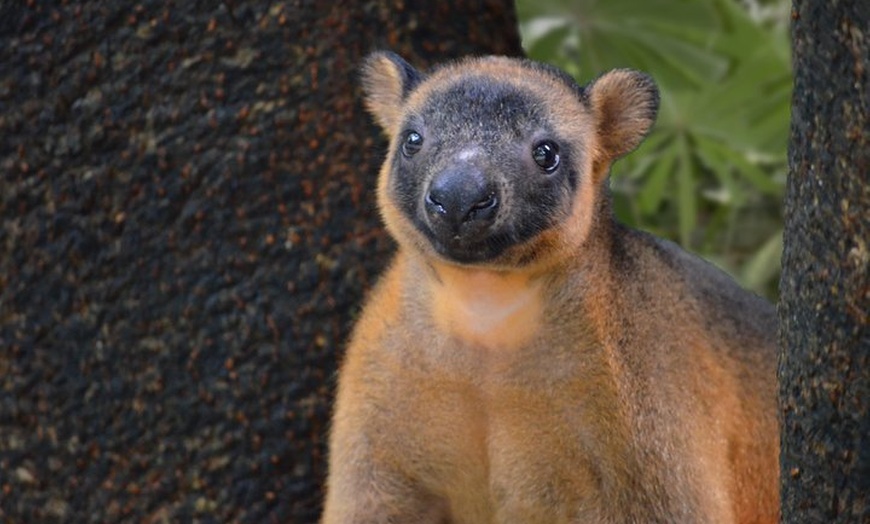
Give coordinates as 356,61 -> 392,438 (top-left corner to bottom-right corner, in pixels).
426,261 -> 545,353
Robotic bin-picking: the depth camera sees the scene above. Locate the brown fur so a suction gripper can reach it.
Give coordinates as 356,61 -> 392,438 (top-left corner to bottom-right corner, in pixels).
322,52 -> 779,523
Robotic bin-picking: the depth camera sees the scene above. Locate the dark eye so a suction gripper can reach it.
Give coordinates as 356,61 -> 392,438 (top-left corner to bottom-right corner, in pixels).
402,131 -> 423,157
532,141 -> 560,172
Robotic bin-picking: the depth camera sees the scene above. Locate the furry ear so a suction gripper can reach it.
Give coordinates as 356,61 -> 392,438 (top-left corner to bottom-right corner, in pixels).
360,51 -> 423,133
586,69 -> 659,161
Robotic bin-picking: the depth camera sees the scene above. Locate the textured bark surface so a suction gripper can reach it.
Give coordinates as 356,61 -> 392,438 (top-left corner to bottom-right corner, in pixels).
780,0 -> 869,521
0,2 -> 521,522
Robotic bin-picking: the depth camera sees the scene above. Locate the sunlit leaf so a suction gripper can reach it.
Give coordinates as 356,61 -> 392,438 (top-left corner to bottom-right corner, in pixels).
694,135 -> 742,205
741,229 -> 783,292
676,134 -> 696,246
525,23 -> 573,61
637,147 -> 676,214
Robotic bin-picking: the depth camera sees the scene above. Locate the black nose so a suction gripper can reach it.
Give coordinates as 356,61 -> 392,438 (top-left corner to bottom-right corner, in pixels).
424,166 -> 498,235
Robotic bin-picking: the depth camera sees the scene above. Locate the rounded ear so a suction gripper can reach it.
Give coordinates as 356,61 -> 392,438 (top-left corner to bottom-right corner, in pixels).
360,51 -> 424,133
586,69 -> 659,161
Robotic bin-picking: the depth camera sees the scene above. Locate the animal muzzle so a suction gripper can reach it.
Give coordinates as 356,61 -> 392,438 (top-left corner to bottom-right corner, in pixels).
424,166 -> 499,243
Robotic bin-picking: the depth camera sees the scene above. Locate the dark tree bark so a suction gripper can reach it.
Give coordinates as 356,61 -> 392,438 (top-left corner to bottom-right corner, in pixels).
780,1 -> 869,521
0,2 -> 521,522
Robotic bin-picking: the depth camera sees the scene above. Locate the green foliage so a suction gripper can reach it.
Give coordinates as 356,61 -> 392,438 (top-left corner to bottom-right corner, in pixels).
517,0 -> 790,298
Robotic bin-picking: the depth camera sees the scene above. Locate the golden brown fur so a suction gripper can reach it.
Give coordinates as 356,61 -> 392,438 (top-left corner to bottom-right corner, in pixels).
322,52 -> 779,523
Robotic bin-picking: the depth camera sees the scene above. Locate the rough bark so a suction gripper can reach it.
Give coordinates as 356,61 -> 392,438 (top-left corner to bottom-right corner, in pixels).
779,0 -> 869,521
0,2 -> 521,522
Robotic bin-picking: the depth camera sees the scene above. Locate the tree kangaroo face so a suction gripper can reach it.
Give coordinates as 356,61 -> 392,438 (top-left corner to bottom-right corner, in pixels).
389,75 -> 579,264
363,52 -> 658,269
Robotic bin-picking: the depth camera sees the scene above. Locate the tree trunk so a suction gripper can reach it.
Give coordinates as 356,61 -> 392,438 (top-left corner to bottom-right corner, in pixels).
779,1 -> 869,521
0,1 -> 521,521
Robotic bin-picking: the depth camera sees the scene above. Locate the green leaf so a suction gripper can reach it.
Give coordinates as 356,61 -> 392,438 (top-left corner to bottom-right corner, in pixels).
728,151 -> 782,195
524,22 -> 573,62
676,134 -> 697,247
637,147 -> 676,214
694,134 -> 742,206
741,229 -> 783,293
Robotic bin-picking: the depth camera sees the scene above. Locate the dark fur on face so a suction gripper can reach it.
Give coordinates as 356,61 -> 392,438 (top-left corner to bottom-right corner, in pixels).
391,74 -> 579,263
362,51 -> 658,269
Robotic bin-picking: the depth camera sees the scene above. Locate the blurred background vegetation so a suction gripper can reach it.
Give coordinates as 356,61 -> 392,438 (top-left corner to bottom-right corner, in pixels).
516,0 -> 791,299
